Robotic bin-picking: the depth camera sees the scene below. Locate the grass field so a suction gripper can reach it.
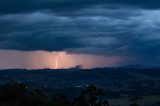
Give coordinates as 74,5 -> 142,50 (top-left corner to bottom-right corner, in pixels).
108,95 -> 160,106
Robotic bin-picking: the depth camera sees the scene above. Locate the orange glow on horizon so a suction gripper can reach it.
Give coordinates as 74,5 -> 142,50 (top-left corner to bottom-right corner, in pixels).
0,50 -> 126,69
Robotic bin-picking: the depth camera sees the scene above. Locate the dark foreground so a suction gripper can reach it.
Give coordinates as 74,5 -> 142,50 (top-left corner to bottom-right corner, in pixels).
0,68 -> 160,106
0,82 -> 141,106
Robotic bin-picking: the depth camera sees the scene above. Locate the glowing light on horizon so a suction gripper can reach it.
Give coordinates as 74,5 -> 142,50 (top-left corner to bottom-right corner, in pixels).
0,50 -> 126,69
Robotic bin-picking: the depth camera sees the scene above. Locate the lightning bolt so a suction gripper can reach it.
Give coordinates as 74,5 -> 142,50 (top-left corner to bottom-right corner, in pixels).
54,52 -> 63,69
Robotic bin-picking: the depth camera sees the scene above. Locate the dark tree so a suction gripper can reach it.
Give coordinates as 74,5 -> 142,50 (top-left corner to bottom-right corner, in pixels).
77,85 -> 109,106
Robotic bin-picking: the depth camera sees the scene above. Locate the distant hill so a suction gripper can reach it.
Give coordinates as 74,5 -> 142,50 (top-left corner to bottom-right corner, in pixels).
0,68 -> 160,88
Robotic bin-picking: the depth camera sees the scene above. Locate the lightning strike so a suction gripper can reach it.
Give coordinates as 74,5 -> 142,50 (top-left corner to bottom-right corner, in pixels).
54,52 -> 64,69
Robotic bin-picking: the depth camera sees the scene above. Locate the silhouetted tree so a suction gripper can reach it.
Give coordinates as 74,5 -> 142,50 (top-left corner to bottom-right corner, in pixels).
78,85 -> 109,106
0,82 -> 111,106
130,102 -> 139,106
102,100 -> 109,106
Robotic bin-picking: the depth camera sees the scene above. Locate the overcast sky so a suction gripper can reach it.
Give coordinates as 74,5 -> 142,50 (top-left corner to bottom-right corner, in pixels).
0,0 -> 160,69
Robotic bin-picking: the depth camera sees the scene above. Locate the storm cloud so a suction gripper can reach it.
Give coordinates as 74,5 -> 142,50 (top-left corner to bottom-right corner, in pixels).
0,0 -> 160,14
0,0 -> 160,66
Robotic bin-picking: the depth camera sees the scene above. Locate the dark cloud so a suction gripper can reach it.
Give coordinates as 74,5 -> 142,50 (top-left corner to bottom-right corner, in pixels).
0,0 -> 160,14
0,0 -> 160,65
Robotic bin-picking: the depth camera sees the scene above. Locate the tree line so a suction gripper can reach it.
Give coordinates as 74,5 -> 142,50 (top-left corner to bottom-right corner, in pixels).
0,81 -> 141,106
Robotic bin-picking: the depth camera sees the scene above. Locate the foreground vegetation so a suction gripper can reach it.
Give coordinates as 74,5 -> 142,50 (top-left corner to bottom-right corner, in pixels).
0,81 -> 159,106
